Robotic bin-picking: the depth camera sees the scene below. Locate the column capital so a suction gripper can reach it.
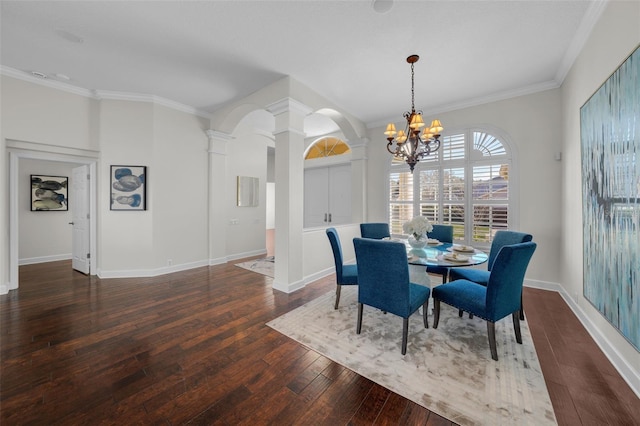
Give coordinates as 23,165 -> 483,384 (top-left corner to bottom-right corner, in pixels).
266,98 -> 313,117
205,129 -> 234,142
206,130 -> 234,155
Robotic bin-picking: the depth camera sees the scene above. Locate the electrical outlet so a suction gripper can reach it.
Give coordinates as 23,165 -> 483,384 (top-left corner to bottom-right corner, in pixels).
167,259 -> 172,266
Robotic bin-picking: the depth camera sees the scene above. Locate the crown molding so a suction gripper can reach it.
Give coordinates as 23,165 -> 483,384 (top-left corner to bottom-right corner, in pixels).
1,65 -> 93,97
93,90 -> 210,119
367,79 -> 560,130
555,0 -> 609,84
1,65 -> 211,119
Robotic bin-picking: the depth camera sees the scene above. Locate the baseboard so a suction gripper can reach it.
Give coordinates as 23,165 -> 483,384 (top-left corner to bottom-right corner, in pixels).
525,278 -> 639,398
272,277 -> 306,294
97,259 -> 209,279
225,249 -> 268,262
556,287 -> 640,399
304,267 -> 334,287
19,254 -> 72,266
0,284 -> 8,295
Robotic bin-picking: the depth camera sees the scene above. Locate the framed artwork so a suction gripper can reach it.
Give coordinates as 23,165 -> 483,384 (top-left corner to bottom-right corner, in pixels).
31,174 -> 68,211
110,165 -> 147,211
580,45 -> 639,351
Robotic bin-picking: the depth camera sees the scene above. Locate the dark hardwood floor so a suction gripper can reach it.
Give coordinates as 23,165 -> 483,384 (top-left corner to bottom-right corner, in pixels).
1,260 -> 637,425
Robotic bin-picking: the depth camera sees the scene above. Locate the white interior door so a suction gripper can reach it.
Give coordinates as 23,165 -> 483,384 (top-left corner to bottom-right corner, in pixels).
304,167 -> 329,227
71,165 -> 90,274
328,164 -> 352,225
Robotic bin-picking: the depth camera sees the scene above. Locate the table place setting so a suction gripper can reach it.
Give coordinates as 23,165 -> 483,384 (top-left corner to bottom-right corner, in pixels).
450,244 -> 475,253
427,238 -> 442,246
442,252 -> 470,262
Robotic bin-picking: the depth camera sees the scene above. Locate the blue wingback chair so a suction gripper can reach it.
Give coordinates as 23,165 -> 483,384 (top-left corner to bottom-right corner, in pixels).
426,224 -> 454,284
359,222 -> 391,240
449,230 -> 533,319
353,238 -> 430,355
326,228 -> 358,309
432,241 -> 537,360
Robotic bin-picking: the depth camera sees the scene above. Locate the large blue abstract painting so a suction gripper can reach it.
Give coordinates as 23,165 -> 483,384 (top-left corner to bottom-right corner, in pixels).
580,45 -> 639,351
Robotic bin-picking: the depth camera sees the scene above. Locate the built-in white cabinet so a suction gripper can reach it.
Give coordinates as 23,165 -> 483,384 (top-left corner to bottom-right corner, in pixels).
304,164 -> 351,228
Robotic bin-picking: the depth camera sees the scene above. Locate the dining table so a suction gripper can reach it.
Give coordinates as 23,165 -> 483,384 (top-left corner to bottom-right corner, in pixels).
405,241 -> 489,269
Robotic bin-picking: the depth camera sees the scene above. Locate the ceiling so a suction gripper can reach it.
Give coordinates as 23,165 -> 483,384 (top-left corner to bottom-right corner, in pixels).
1,1 -> 601,137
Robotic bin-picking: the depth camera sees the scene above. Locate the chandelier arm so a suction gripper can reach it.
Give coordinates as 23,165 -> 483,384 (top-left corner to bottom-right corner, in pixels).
387,141 -> 399,156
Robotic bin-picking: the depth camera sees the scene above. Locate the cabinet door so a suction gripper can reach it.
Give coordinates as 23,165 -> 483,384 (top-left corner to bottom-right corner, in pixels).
328,164 -> 351,225
304,167 -> 329,227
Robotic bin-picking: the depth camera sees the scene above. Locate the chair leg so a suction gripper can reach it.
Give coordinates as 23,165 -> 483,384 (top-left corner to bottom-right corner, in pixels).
458,309 -> 463,317
469,313 -> 474,319
401,317 -> 409,355
487,321 -> 498,361
334,285 -> 342,310
356,303 -> 363,334
422,301 -> 429,328
512,312 -> 522,344
433,299 -> 441,328
520,293 -> 525,320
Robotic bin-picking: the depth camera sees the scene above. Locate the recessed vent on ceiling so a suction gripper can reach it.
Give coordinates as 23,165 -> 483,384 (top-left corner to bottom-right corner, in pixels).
31,71 -> 47,79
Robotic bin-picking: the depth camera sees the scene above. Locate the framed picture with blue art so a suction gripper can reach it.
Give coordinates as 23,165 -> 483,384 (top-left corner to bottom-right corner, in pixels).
580,45 -> 639,351
110,165 -> 147,211
31,174 -> 68,211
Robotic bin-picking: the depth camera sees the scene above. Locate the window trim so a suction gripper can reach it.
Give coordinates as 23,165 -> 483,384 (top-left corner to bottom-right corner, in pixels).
386,124 -> 519,249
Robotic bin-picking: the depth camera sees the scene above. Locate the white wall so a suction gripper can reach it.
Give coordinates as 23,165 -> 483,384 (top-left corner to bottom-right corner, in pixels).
225,120 -> 269,258
151,104 -> 210,270
98,100 -> 155,274
560,0 -> 640,394
1,76 -> 98,149
18,159 -> 74,264
1,75 -> 213,282
367,89 -> 563,286
1,75 -> 100,291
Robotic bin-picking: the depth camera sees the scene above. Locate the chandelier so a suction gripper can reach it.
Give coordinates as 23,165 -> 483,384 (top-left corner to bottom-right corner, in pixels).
385,55 -> 443,173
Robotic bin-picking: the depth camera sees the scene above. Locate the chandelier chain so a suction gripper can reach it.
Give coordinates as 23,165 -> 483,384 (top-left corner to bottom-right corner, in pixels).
410,62 -> 415,112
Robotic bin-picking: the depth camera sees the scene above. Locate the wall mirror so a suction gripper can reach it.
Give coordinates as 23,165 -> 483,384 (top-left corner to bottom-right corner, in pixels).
237,176 -> 259,207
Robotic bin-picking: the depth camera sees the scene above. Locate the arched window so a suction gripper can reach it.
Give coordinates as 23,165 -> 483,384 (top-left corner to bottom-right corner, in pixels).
389,128 -> 513,247
305,137 -> 351,160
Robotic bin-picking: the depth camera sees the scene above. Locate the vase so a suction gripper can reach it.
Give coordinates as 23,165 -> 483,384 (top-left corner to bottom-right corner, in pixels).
408,234 -> 428,249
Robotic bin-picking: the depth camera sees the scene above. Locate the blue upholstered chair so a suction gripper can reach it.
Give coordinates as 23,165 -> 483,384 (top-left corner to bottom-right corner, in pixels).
359,222 -> 391,240
426,224 -> 454,284
326,228 -> 358,309
432,241 -> 537,360
353,238 -> 430,355
449,230 -> 533,319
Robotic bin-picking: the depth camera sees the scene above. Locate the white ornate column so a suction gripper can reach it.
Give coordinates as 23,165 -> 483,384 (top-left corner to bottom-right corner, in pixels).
206,129 -> 233,265
266,98 -> 312,292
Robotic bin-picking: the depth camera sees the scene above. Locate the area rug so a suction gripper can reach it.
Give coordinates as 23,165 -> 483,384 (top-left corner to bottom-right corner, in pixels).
234,256 -> 274,278
267,286 -> 556,426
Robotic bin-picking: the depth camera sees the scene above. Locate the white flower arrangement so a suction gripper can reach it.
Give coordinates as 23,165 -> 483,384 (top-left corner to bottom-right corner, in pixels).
402,216 -> 433,240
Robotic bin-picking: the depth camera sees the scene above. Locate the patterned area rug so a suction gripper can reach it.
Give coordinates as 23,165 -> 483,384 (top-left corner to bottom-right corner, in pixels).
234,256 -> 274,278
267,286 -> 556,426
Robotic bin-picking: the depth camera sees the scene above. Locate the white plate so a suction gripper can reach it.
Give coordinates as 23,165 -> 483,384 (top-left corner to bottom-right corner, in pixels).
443,253 -> 469,262
452,245 -> 474,253
427,238 -> 440,245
